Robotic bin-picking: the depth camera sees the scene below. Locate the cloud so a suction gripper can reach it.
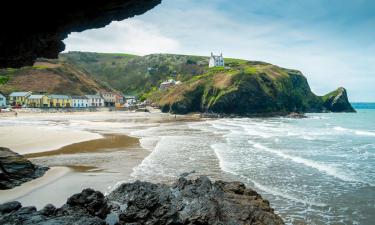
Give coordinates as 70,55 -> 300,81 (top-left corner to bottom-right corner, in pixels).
64,19 -> 180,55
63,0 -> 375,101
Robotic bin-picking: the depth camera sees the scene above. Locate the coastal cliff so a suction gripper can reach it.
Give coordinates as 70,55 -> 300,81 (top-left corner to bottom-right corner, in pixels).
156,62 -> 355,115
0,176 -> 284,225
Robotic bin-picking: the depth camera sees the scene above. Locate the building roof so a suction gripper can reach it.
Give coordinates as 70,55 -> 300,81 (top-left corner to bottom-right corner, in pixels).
9,92 -> 31,97
28,94 -> 46,99
85,95 -> 102,99
48,94 -> 70,99
71,96 -> 87,99
161,79 -> 176,85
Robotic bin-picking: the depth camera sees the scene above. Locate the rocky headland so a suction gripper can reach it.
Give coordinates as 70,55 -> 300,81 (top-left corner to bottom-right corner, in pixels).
0,175 -> 285,225
0,147 -> 48,190
157,62 -> 355,115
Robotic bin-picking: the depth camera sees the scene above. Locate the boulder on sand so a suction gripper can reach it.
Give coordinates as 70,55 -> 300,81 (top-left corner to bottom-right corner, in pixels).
0,147 -> 49,189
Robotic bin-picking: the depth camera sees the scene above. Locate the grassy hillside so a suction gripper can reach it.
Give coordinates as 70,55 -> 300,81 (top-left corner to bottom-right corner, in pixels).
154,61 -> 325,114
0,59 -> 113,95
0,51 -> 353,114
60,52 -> 210,95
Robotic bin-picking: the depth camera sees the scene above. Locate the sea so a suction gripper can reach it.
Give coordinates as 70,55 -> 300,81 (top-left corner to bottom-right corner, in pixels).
130,104 -> 375,225
0,105 -> 374,225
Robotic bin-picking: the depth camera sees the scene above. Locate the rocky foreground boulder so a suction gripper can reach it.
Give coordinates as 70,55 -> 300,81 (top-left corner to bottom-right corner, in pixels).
0,176 -> 285,225
0,147 -> 49,189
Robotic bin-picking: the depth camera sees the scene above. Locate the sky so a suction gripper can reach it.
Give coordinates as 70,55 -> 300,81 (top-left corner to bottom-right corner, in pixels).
64,0 -> 375,101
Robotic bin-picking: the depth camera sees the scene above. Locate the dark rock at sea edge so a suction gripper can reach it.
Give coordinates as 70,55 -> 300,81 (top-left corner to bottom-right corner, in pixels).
0,176 -> 285,225
323,87 -> 356,113
0,147 -> 49,190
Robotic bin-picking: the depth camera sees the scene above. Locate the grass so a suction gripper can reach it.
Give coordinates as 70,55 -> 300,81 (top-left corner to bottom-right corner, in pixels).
0,75 -> 9,84
243,66 -> 258,74
32,65 -> 50,70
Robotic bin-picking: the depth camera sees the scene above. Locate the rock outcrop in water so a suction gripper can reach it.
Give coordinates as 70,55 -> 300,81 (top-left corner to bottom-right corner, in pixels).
323,87 -> 356,112
0,147 -> 49,190
0,176 -> 285,225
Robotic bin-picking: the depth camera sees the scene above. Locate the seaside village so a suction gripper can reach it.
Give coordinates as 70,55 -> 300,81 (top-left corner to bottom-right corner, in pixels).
0,91 -> 139,110
0,53 -> 225,112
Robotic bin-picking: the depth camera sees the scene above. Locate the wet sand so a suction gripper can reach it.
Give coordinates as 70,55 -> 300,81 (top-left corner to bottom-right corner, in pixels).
0,167 -> 71,204
0,111 -> 202,208
0,133 -> 150,208
25,134 -> 139,158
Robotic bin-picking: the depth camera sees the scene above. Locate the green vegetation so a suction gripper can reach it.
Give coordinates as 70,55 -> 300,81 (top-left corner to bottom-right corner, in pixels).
60,52 -> 209,96
0,51 -> 353,114
0,75 -> 9,84
0,59 -> 112,95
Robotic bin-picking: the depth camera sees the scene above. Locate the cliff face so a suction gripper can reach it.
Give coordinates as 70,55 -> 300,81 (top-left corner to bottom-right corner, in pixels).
157,61 -> 355,115
0,176 -> 285,225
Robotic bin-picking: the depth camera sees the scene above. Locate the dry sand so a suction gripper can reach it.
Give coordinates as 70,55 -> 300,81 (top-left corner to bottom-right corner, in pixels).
0,126 -> 102,155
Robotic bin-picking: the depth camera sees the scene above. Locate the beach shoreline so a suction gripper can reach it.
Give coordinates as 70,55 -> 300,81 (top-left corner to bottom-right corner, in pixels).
0,110 -> 200,208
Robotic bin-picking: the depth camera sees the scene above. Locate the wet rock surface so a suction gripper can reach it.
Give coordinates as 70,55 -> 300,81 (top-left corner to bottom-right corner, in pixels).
0,147 -> 49,190
0,176 -> 285,225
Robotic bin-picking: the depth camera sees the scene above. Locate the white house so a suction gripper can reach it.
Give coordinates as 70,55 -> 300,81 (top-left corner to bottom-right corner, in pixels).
85,94 -> 104,107
100,92 -> 116,107
209,52 -> 224,68
0,92 -> 6,108
159,79 -> 177,90
72,96 -> 89,108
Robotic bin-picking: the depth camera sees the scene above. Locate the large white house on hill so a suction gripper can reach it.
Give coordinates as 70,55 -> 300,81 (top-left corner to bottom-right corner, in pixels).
209,52 -> 224,68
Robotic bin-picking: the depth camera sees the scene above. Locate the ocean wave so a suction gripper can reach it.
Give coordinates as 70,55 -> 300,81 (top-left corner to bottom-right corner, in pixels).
250,141 -> 357,183
334,126 -> 348,131
334,126 -> 375,137
355,130 -> 375,137
250,179 -> 327,207
211,143 -> 328,207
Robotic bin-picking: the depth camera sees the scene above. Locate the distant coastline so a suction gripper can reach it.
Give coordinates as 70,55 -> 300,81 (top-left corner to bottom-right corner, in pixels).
351,102 -> 375,109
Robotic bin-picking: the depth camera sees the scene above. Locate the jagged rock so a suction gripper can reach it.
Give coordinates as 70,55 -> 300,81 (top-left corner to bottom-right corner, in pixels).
67,188 -> 110,219
108,176 -> 284,225
0,176 -> 285,225
0,147 -> 49,189
323,87 -> 356,112
0,0 -> 161,68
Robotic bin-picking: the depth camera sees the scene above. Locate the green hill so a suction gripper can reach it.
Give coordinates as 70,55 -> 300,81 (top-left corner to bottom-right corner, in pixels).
59,52 -> 210,95
1,51 -> 354,114
0,59 -> 113,95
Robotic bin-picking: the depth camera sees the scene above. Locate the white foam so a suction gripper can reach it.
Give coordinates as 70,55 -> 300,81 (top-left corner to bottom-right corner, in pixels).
250,142 -> 357,183
334,126 -> 375,137
250,179 -> 327,207
334,126 -> 348,131
355,130 -> 375,137
211,143 -> 328,207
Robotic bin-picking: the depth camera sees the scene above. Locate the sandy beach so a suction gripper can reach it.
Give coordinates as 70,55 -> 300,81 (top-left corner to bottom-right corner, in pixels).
0,110 -> 199,208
